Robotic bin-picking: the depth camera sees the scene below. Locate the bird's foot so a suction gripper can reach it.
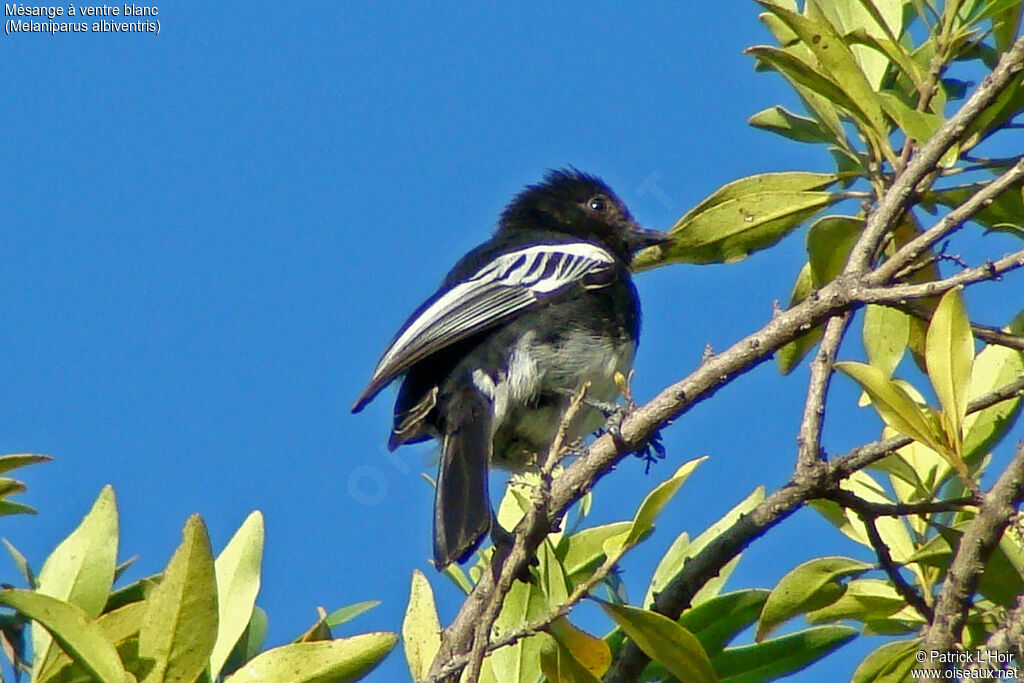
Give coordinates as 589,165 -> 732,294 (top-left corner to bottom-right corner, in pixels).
634,430 -> 667,474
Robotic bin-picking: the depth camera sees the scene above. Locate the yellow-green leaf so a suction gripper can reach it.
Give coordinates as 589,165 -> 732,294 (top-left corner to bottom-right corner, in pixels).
210,511 -> 265,680
748,106 -> 834,143
807,215 -> 862,285
539,632 -> 602,683
962,314 -> 1024,461
634,173 -> 838,268
777,262 -> 824,374
0,589 -> 130,683
402,570 -> 440,682
550,617 -> 611,677
756,556 -> 872,641
862,305 -> 910,378
33,486 -> 119,680
616,458 -> 707,553
138,514 -> 219,683
761,3 -> 890,142
599,601 -> 717,683
225,633 -> 397,683
835,361 -> 944,451
851,638 -> 921,683
926,288 -> 975,451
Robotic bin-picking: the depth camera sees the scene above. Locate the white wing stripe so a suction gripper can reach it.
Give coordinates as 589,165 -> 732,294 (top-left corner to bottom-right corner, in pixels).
373,243 -> 615,375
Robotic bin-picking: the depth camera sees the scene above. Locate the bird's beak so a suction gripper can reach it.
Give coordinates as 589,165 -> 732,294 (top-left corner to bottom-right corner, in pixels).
627,224 -> 673,250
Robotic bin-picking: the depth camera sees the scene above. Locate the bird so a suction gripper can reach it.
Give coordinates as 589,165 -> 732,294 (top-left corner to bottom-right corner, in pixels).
351,168 -> 670,569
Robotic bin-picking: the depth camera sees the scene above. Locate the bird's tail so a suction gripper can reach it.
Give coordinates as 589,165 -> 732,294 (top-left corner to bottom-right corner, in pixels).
434,386 -> 492,569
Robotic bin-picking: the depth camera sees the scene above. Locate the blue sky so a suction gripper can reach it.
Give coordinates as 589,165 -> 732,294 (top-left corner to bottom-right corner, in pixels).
4,2 -> 1023,681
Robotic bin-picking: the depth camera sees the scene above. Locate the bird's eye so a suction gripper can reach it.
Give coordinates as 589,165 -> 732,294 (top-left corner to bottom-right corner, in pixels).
587,196 -> 608,213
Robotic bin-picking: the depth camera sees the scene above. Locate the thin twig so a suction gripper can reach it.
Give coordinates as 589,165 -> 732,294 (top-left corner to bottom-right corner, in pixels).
606,375 -> 1024,681
796,314 -> 851,472
919,443 -> 1024,680
826,489 -> 935,620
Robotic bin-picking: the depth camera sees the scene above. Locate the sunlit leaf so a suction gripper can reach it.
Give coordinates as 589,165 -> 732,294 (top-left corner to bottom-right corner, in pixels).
599,601 -> 717,683
926,288 -> 975,452
714,625 -> 857,682
0,589 -> 130,683
851,638 -> 921,682
225,633 -> 397,683
402,570 -> 440,682
327,600 -> 380,628
549,617 -> 611,677
210,511 -> 265,680
634,173 -> 839,268
33,486 -> 119,680
756,556 -> 871,640
678,589 -> 770,657
615,458 -> 706,553
748,105 -> 834,143
836,361 -> 944,451
138,514 -> 219,683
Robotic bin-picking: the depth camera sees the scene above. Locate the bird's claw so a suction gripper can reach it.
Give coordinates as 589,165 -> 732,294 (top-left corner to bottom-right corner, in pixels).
635,430 -> 666,474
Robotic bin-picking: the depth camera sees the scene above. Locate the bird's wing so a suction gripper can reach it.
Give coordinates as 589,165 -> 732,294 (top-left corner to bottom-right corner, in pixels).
351,242 -> 617,411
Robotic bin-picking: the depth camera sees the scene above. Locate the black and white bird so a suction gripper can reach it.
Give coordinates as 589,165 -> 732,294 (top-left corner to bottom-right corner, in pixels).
352,169 -> 669,569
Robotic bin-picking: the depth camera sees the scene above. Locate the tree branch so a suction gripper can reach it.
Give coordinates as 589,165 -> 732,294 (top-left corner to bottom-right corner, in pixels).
919,442 -> 1024,679
606,375 -> 1024,682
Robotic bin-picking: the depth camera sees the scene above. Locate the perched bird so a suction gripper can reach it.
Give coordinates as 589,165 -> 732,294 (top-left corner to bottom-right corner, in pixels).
352,169 -> 669,569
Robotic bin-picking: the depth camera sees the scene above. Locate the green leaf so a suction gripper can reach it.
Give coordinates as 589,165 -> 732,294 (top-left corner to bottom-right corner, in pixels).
806,215 -> 862,285
0,453 -> 51,476
634,173 -> 838,268
851,638 -> 921,683
926,288 -> 975,451
846,29 -> 925,91
810,470 -> 917,568
746,46 -> 868,126
877,90 -> 943,143
539,632 -> 602,683
678,487 -> 765,607
210,511 -> 265,680
3,538 -> 35,588
862,305 -> 910,379
805,579 -> 910,624
777,263 -> 824,374
138,514 -> 219,683
222,606 -> 268,677
0,589 -> 130,683
962,316 -> 1024,461
560,521 -> 633,578
33,486 -> 119,680
756,556 -> 872,640
835,361 -> 944,451
925,180 -> 1024,234
748,105 -> 834,143
616,458 -> 707,553
104,574 -> 161,613
402,570 -> 440,682
225,633 -> 397,683
644,531 -> 690,608
326,600 -> 380,629
713,625 -> 857,682
440,563 -> 473,595
755,5 -> 890,141
490,576 -> 547,683
910,524 -> 1024,607
39,600 -> 148,682
599,601 -> 717,683
549,617 -> 611,678
678,589 -> 770,657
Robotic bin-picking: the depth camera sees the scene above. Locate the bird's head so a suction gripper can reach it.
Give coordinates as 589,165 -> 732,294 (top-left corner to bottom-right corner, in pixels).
498,168 -> 671,262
